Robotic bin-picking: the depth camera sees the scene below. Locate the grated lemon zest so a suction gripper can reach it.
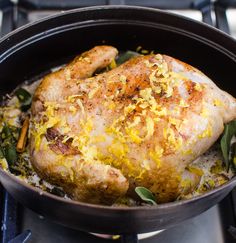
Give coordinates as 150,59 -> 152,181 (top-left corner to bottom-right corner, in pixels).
149,146 -> 163,168
194,83 -> 203,91
69,105 -> 77,114
109,59 -> 117,69
125,127 -> 143,144
213,99 -> 224,107
179,99 -> 189,108
88,86 -> 99,99
145,117 -> 154,139
76,99 -> 85,114
198,124 -> 212,138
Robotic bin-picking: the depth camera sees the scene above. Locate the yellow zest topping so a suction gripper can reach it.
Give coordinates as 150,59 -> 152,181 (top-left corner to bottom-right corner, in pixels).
122,76 -> 127,93
91,135 -> 106,143
198,124 -> 212,138
76,99 -> 85,114
187,166 -> 204,176
163,126 -> 183,151
88,86 -> 99,99
165,86 -> 173,98
179,99 -> 189,108
144,60 -> 150,67
182,149 -> 193,155
169,117 -> 180,126
69,105 -> 77,114
149,146 -> 163,167
124,104 -> 136,115
213,99 -> 224,107
140,49 -> 149,54
108,101 -> 116,110
64,69 -> 71,81
62,135 -> 71,143
141,159 -> 151,170
109,59 -> 117,69
67,94 -> 82,103
155,54 -> 163,60
0,158 -> 8,170
136,46 -> 142,52
200,107 -> 209,118
153,117 -> 161,123
120,75 -> 127,83
145,117 -> 154,139
108,140 -> 129,159
139,88 -> 158,111
32,102 -> 61,150
153,107 -> 167,116
194,83 -> 203,91
125,127 -> 143,144
127,116 -> 141,128
58,118 -> 71,134
78,56 -> 90,63
147,56 -> 186,99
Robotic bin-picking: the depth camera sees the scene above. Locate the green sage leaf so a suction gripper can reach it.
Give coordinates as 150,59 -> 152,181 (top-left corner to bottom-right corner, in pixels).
220,120 -> 236,170
1,124 -> 12,139
4,144 -> 17,166
51,187 -> 66,197
231,142 -> 236,168
116,51 -> 140,66
135,186 -> 157,205
15,88 -> 32,111
0,146 -> 4,159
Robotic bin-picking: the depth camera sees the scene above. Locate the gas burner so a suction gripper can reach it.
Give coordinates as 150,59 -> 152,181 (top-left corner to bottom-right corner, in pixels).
91,230 -> 164,240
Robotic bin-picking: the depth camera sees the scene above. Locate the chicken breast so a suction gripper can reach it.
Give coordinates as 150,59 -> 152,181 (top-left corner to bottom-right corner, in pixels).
30,45 -> 236,204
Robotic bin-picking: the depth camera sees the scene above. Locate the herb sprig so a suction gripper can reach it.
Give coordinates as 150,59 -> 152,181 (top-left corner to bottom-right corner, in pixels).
0,124 -> 18,170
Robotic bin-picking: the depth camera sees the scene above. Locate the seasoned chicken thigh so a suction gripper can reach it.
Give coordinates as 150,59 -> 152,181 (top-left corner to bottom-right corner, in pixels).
30,45 -> 236,204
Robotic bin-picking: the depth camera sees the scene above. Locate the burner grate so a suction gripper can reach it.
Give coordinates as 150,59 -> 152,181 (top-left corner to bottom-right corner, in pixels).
15,0 -> 213,27
0,192 -> 19,243
0,0 -> 14,37
214,0 -> 236,35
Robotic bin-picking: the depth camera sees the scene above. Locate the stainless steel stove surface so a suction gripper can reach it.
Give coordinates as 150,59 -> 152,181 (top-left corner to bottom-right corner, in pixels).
1,0 -> 236,242
19,202 -> 233,243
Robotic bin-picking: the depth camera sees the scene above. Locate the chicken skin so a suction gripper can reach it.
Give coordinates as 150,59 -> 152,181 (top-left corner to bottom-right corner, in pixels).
30,45 -> 236,204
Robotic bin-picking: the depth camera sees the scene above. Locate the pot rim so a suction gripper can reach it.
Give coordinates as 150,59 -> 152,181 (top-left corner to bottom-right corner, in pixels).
0,5 -> 234,43
0,6 -> 236,57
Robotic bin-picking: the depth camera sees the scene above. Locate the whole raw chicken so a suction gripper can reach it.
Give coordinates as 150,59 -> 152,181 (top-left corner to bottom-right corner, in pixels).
30,46 -> 236,204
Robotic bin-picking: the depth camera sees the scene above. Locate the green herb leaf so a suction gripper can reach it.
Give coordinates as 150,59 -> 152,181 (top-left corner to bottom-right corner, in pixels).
135,186 -> 157,205
0,146 -> 4,159
116,51 -> 140,66
1,124 -> 12,139
50,187 -> 66,197
0,124 -> 18,169
220,120 -> 236,170
231,142 -> 236,168
15,88 -> 32,111
4,144 -> 17,166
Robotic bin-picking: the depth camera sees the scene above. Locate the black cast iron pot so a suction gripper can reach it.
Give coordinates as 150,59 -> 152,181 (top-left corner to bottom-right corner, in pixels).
0,5 -> 236,237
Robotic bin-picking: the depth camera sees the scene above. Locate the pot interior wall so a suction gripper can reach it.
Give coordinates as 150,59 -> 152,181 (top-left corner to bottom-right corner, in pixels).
0,21 -> 236,97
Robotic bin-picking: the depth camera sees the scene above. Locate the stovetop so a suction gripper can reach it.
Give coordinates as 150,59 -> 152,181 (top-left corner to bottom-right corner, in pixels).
1,0 -> 236,242
19,197 -> 236,243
